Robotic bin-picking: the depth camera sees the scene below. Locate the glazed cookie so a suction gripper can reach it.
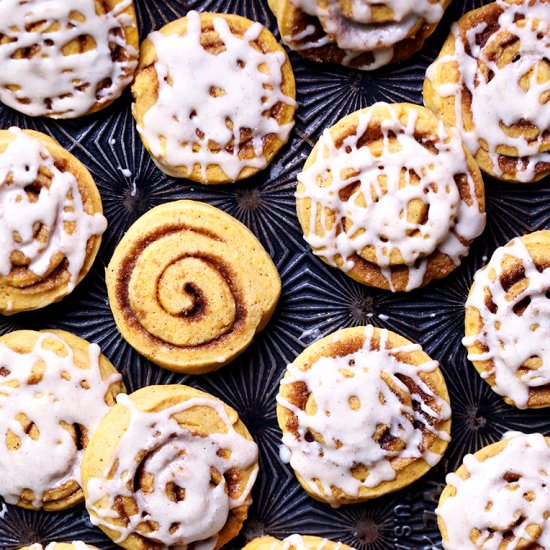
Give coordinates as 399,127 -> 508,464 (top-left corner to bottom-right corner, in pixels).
0,0 -> 138,118
21,544 -> 99,550
437,432 -> 550,549
296,102 -> 486,292
277,325 -> 451,506
463,231 -> 550,409
424,0 -> 550,183
106,200 -> 281,374
268,0 -> 450,70
0,330 -> 124,511
132,11 -> 296,183
0,128 -> 107,315
82,384 -> 259,550
243,535 -> 356,550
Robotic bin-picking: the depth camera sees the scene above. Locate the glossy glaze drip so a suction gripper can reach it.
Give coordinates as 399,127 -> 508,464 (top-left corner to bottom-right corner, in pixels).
0,0 -> 137,117
278,325 -> 450,505
0,128 -> 107,289
138,11 -> 295,180
463,236 -> 550,408
86,394 -> 259,548
426,0 -> 550,181
0,333 -> 120,507
297,103 -> 485,291
437,432 -> 550,549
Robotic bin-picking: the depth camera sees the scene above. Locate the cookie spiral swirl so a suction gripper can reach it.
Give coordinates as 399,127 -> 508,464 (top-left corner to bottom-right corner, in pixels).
296,102 -> 486,292
82,385 -> 259,550
424,0 -> 550,183
106,200 -> 281,373
0,128 -> 107,314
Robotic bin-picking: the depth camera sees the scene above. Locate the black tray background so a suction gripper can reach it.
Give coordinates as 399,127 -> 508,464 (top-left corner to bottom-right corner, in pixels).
0,0 -> 549,548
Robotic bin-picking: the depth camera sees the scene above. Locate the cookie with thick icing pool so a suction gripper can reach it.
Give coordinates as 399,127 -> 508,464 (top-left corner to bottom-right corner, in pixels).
0,0 -> 138,118
132,11 -> 296,183
243,535 -> 356,550
424,0 -> 550,183
437,432 -> 550,549
267,0 -> 450,70
0,330 -> 124,511
464,230 -> 550,409
277,325 -> 451,506
106,199 -> 281,373
296,102 -> 486,292
20,544 -> 100,550
82,384 -> 259,550
0,128 -> 107,315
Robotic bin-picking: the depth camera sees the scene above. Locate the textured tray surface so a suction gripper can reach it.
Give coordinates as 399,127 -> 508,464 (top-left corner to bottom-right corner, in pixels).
0,0 -> 549,548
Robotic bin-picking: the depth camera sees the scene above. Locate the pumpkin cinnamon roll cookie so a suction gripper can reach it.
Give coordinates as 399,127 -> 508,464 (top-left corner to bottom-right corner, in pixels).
0,0 -> 138,118
106,200 -> 281,374
296,102 -> 486,292
21,544 -> 99,550
82,384 -> 259,550
463,230 -> 550,409
437,432 -> 550,549
424,0 -> 550,183
277,325 -> 451,506
244,535 -> 356,550
0,128 -> 107,315
0,329 -> 124,511
268,0 -> 450,70
132,11 -> 296,183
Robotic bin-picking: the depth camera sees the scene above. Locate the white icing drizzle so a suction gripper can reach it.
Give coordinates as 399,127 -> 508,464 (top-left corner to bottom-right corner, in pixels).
274,535 -> 343,550
0,0 -> 137,118
425,0 -> 550,182
86,393 -> 259,549
286,0 -> 444,67
138,11 -> 295,181
0,128 -> 107,289
0,332 -> 121,508
297,103 -> 485,291
27,543 -> 92,550
463,235 -> 550,409
437,432 -> 550,550
277,325 -> 450,505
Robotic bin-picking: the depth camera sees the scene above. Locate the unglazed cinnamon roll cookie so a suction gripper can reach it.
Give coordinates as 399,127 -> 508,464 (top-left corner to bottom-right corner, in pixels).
0,329 -> 124,511
21,544 -> 99,550
437,432 -> 550,549
463,231 -> 550,409
0,128 -> 107,315
424,0 -> 550,183
0,0 -> 138,118
243,535 -> 356,550
296,102 -> 486,292
268,0 -> 450,70
82,384 -> 259,550
277,325 -> 451,506
106,200 -> 281,374
132,11 -> 296,183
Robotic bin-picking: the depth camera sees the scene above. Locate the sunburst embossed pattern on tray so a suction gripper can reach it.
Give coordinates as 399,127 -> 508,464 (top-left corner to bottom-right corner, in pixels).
0,0 -> 548,549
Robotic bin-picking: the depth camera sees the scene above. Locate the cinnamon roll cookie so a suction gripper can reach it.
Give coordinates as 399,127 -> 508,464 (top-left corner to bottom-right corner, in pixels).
277,325 -> 451,506
0,128 -> 107,314
437,432 -> 550,549
463,231 -> 550,409
132,11 -> 296,183
106,200 -> 281,374
21,544 -> 99,550
82,384 -> 259,550
424,0 -> 550,183
296,102 -> 486,292
268,0 -> 450,70
243,535 -> 356,550
0,330 -> 124,511
0,0 -> 138,118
